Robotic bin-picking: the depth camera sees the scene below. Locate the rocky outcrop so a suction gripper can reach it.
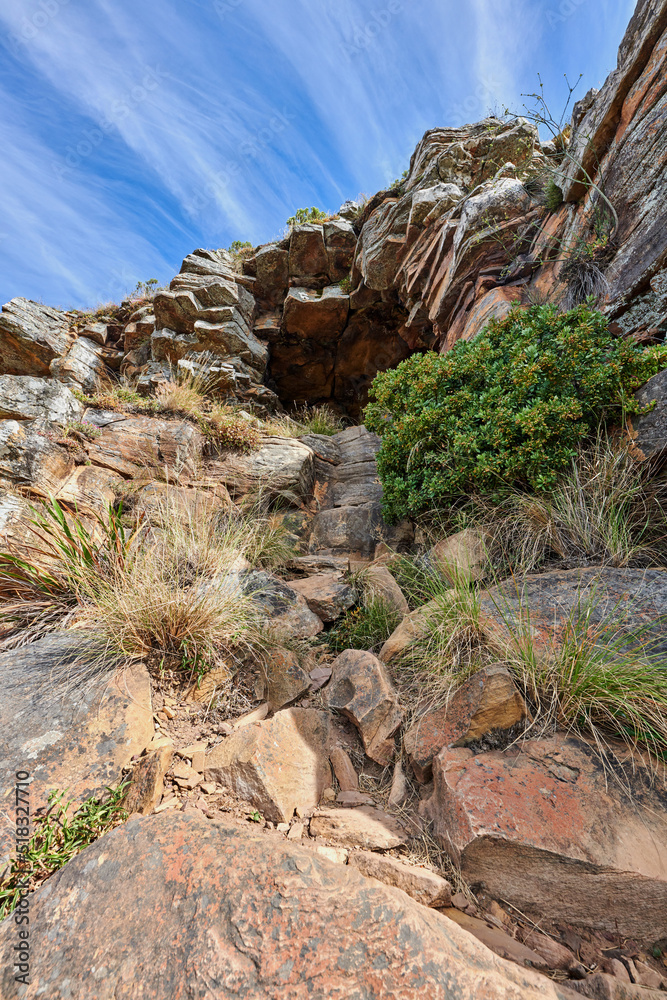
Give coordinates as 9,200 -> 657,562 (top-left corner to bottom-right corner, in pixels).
0,298 -> 74,376
0,375 -> 83,424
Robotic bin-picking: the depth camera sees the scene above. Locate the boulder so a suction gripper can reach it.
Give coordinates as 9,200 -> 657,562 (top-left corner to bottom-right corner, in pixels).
325,649 -> 402,765
0,633 -> 152,864
355,194 -> 413,290
0,298 -> 74,376
152,317 -> 268,376
329,746 -> 358,791
631,368 -> 667,465
242,570 -> 324,639
289,571 -> 356,622
260,647 -> 312,711
363,564 -> 409,614
308,503 -> 413,559
323,219 -> 357,280
427,528 -> 490,584
380,598 -> 448,663
477,568 -> 667,663
82,411 -> 204,480
0,810 -> 582,1000
204,708 -> 331,823
0,375 -> 84,424
122,746 -> 174,816
309,805 -> 408,849
349,850 -> 452,907
288,224 -> 329,279
253,244 -> 289,304
423,735 -> 667,939
207,435 -> 315,498
0,419 -> 74,494
404,664 -> 529,782
50,336 -> 109,393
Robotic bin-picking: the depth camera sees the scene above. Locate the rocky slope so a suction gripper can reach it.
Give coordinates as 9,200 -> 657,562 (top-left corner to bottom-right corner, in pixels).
0,2 -> 667,998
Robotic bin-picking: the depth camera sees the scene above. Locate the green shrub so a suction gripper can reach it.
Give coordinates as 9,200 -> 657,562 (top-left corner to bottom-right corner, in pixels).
287,207 -> 329,226
364,304 -> 664,522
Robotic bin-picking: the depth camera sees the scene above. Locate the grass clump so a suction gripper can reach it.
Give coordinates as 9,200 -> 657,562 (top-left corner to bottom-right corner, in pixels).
365,303 -> 666,522
266,405 -> 345,438
0,783 -> 128,919
327,591 -> 402,655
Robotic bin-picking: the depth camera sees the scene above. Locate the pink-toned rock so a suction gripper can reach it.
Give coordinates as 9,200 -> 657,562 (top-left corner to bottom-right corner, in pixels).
310,806 -> 408,849
404,664 -> 529,782
423,734 -> 667,939
326,649 -> 402,765
289,571 -> 356,622
204,708 -> 331,824
349,851 -> 452,907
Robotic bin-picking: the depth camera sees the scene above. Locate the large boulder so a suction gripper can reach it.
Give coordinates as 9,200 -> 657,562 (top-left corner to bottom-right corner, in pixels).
0,633 -> 153,864
50,336 -> 109,393
423,735 -> 667,940
0,810 -> 580,999
253,244 -> 289,304
288,224 -> 329,281
0,375 -> 83,424
204,708 -> 331,822
82,411 -> 204,480
308,503 -> 413,558
325,649 -> 402,765
288,571 -> 356,622
0,298 -> 74,376
0,420 -> 74,493
283,286 -> 350,341
207,435 -> 315,498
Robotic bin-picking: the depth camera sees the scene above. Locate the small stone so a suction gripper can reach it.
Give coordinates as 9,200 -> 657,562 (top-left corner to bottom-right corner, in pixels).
336,791 -> 375,807
348,852 -> 452,907
233,704 -> 269,730
452,892 -> 469,911
287,822 -> 305,840
610,959 -> 631,982
312,845 -> 348,864
277,823 -> 290,833
321,787 -> 336,803
633,960 -> 664,989
309,665 -> 333,691
162,705 -> 176,720
173,763 -> 195,781
178,742 -> 208,758
326,650 -> 402,765
199,782 -> 217,795
310,807 -> 407,850
388,760 -> 408,807
153,796 -> 180,813
190,751 -> 206,773
330,747 -> 358,791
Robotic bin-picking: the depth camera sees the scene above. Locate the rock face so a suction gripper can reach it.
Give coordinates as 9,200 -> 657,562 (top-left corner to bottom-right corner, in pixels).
348,850 -> 452,907
424,735 -> 667,939
0,810 -> 581,1000
82,410 -> 205,480
208,435 -> 315,498
0,419 -> 74,493
404,664 -> 529,782
0,633 -> 153,863
204,708 -> 331,823
326,649 -> 403,765
0,374 -> 84,423
0,298 -> 74,376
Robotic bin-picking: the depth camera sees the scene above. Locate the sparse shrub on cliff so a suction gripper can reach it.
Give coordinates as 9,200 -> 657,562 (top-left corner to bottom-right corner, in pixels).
545,179 -> 564,212
287,207 -> 329,226
265,404 -> 346,438
365,303 -> 665,522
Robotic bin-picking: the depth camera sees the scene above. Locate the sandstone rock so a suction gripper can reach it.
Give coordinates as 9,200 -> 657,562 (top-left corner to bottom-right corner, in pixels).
260,647 -> 312,711
0,633 -> 152,863
424,735 -> 667,939
309,503 -> 413,559
363,563 -> 409,614
326,650 -> 402,765
0,810 -> 582,1000
0,298 -> 74,375
477,567 -> 667,664
404,664 -> 529,782
242,569 -> 324,639
310,805 -> 408,849
50,336 -> 109,393
349,851 -> 452,907
380,598 -> 449,663
631,368 -> 667,466
207,435 -> 315,498
282,286 -> 350,344
204,708 -> 331,823
288,224 -> 329,279
336,790 -> 374,807
329,746 -> 358,791
289,571 -> 356,622
443,908 -> 549,969
427,528 -> 490,584
253,244 -> 289,304
123,746 -> 174,816
0,375 -> 83,424
324,219 -> 357,280
0,419 -> 74,494
568,972 -> 664,1000
83,410 -> 204,480
518,928 -> 586,976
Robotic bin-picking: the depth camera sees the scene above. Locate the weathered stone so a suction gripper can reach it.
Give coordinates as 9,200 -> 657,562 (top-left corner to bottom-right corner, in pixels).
83,410 -> 204,480
443,908 -> 550,969
349,851 -> 452,907
242,570 -> 324,639
123,746 -> 174,816
288,224 -> 329,278
260,647 -> 311,711
310,805 -> 408,849
289,571 -> 356,622
207,435 -> 315,498
424,735 -> 667,939
0,375 -> 83,423
477,567 -> 667,663
427,528 -> 490,584
568,972 -> 664,1000
0,810 -> 582,1000
363,564 -> 409,614
326,649 -> 402,765
0,633 -> 152,863
0,298 -> 74,375
50,336 -> 109,393
204,708 -> 331,823
309,503 -> 413,559
380,598 -> 449,663
409,182 -> 463,227
0,419 -> 74,493
253,244 -> 289,304
54,464 -> 124,516
631,368 -> 667,466
283,285 -> 350,341
329,746 -> 358,791
404,664 -> 529,782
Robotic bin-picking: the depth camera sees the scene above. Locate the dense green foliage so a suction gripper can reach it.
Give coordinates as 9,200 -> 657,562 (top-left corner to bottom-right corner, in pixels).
365,304 -> 664,522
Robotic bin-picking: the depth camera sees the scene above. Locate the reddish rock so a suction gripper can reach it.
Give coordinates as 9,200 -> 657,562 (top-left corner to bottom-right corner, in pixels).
84,412 -> 204,480
254,244 -> 289,304
363,564 -> 409,614
0,810 -> 581,999
123,746 -> 174,816
329,746 -> 358,791
326,649 -> 402,765
289,571 -> 356,622
204,708 -> 331,823
423,735 -> 667,939
0,419 -> 74,493
310,805 -> 408,849
282,286 -> 350,342
349,850 -> 452,907
0,297 -> 74,376
260,647 -> 311,711
404,664 -> 529,782
288,224 -> 329,279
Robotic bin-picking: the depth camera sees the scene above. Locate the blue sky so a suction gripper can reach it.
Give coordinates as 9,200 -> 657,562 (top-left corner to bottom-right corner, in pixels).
0,0 -> 636,309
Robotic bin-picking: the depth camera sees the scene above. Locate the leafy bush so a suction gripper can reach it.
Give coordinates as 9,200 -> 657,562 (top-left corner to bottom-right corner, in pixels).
364,304 -> 664,521
287,207 -> 329,226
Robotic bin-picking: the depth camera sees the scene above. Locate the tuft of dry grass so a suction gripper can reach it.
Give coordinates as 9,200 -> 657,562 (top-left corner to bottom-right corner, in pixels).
264,405 -> 346,438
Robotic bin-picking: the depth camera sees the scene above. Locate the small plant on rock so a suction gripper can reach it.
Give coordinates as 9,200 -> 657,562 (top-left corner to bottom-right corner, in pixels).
287,207 -> 329,227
